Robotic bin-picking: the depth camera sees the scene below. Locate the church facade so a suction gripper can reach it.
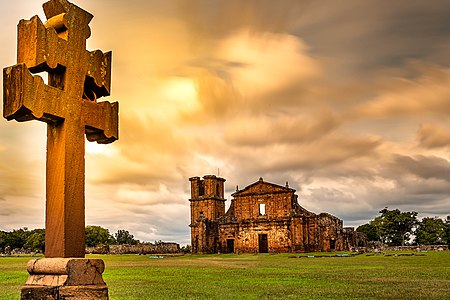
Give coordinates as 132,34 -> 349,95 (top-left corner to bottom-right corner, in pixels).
189,175 -> 359,254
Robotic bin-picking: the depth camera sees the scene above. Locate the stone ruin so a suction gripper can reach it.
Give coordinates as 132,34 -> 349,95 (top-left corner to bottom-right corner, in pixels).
189,175 -> 362,254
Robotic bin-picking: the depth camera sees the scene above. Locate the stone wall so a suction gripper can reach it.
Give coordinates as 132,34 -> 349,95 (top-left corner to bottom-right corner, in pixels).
372,245 -> 448,251
219,220 -> 292,253
190,218 -> 219,254
317,213 -> 345,251
232,179 -> 295,221
190,199 -> 225,224
85,243 -> 180,254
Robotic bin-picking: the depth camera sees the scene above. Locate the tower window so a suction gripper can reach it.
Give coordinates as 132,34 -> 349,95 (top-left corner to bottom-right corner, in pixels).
199,182 -> 205,196
259,203 -> 266,216
216,183 -> 220,197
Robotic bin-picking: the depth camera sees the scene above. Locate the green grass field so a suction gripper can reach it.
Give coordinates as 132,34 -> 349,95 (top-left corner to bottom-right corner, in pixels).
1,252 -> 449,299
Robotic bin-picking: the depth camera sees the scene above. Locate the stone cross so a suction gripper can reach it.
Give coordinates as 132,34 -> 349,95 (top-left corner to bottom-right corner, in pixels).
3,0 -> 119,258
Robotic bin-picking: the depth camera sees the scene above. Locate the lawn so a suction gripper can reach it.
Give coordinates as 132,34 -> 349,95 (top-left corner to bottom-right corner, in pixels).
1,251 -> 449,299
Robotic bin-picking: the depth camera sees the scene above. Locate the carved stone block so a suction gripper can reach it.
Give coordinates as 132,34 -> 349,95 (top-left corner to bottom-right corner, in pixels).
21,258 -> 108,300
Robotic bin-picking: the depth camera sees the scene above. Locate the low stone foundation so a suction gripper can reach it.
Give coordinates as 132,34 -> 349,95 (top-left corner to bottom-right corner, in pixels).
21,258 -> 108,300
86,242 -> 180,255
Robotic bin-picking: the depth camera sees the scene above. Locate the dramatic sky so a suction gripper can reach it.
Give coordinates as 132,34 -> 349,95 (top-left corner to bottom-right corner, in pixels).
1,0 -> 449,245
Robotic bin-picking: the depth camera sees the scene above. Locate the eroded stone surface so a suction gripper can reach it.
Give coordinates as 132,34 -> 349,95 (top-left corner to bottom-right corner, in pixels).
21,285 -> 59,300
59,285 -> 108,300
21,285 -> 108,300
22,258 -> 108,299
26,258 -> 106,286
25,274 -> 69,286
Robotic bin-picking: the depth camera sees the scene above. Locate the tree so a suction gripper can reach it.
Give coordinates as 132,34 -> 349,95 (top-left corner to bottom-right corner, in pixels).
370,215 -> 385,243
379,208 -> 418,246
114,230 -> 138,245
368,208 -> 418,246
85,226 -> 115,247
181,244 -> 191,254
415,217 -> 445,245
4,228 -> 32,249
0,231 -> 6,250
356,223 -> 379,241
445,216 -> 450,247
24,229 -> 45,252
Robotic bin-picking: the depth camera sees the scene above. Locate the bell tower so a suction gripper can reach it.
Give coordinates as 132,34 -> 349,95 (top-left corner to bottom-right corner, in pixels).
189,175 -> 226,253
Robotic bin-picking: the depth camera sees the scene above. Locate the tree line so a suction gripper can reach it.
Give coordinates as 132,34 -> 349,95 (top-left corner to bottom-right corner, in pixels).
0,226 -> 139,253
3,209 -> 449,253
357,208 -> 450,246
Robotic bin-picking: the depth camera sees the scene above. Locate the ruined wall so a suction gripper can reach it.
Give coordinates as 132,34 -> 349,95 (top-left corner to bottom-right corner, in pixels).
234,192 -> 293,220
317,213 -> 346,251
291,216 -> 307,252
232,180 -> 294,221
191,219 -> 219,254
219,220 -> 292,253
300,217 -> 321,252
343,227 -> 366,249
218,223 -> 239,253
236,220 -> 292,253
290,214 -> 347,252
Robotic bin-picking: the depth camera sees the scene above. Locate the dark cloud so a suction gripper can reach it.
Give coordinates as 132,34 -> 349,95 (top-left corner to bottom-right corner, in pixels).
293,0 -> 450,75
233,136 -> 382,174
389,155 -> 450,182
175,0 -> 305,42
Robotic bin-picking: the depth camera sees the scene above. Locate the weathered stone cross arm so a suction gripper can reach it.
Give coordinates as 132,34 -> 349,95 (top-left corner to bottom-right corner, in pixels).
3,2 -> 118,143
84,100 -> 119,144
3,64 -> 118,143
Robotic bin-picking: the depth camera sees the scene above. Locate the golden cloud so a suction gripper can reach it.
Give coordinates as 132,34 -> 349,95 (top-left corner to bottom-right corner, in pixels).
347,63 -> 450,119
417,123 -> 450,149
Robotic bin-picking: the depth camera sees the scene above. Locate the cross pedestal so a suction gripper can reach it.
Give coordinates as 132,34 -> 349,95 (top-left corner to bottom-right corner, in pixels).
21,258 -> 108,300
3,0 -> 119,298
